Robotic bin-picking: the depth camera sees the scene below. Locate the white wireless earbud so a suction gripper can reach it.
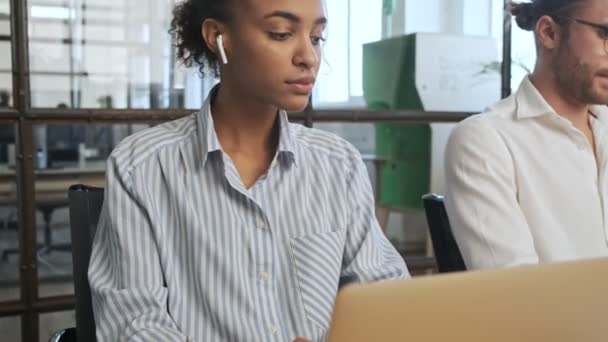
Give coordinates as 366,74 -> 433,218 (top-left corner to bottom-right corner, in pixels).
216,34 -> 228,65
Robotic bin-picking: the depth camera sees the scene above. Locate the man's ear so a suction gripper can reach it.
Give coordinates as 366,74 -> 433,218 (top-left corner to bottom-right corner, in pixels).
535,15 -> 564,50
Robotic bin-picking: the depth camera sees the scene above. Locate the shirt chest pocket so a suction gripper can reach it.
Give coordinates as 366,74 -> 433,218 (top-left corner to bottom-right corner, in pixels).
290,229 -> 345,331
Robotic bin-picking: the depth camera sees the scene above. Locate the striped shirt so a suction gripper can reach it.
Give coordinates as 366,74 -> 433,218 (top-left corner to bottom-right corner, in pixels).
88,89 -> 409,342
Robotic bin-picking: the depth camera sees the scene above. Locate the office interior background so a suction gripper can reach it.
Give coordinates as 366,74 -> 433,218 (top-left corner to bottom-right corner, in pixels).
0,0 -> 535,341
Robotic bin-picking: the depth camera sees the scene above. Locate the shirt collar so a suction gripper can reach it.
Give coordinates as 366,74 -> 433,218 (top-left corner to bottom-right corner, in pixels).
276,109 -> 298,167
514,76 -> 557,120
515,76 -> 608,125
589,105 -> 608,130
196,84 -> 298,168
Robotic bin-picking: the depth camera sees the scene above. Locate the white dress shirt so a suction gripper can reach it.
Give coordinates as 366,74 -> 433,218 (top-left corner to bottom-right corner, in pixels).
445,76 -> 608,270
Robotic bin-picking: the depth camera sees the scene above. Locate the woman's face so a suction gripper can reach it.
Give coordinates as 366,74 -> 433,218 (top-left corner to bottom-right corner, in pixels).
223,0 -> 326,112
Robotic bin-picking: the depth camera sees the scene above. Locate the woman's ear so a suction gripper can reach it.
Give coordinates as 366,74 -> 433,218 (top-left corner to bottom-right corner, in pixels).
202,19 -> 228,62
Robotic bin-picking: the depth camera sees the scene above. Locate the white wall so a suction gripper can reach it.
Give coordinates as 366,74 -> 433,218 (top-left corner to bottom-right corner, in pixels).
400,0 -> 501,196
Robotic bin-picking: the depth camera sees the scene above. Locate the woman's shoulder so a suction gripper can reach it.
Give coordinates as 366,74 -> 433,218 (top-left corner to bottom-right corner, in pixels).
109,113 -> 198,174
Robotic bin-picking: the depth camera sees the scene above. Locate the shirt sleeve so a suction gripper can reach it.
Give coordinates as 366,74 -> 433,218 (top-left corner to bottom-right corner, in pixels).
340,150 -> 410,284
444,117 -> 539,270
88,154 -> 189,341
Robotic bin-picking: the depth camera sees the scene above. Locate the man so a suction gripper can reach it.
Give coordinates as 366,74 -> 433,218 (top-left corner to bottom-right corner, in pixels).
445,0 -> 608,269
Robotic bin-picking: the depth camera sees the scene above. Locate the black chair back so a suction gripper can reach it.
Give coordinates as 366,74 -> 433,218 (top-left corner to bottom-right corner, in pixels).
422,193 -> 466,273
68,184 -> 104,341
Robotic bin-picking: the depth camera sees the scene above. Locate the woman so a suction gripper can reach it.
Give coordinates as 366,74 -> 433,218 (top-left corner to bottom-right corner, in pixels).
88,0 -> 408,341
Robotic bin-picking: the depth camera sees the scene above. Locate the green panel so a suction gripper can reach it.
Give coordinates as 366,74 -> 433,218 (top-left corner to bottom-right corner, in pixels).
363,34 -> 422,110
376,124 -> 431,208
363,34 -> 431,209
375,123 -> 430,157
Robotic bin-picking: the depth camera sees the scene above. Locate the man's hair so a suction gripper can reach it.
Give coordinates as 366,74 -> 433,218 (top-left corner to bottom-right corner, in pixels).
510,0 -> 585,31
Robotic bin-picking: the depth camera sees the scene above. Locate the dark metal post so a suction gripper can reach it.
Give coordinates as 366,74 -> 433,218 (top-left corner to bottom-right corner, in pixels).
502,0 -> 513,98
304,96 -> 314,128
10,0 -> 39,340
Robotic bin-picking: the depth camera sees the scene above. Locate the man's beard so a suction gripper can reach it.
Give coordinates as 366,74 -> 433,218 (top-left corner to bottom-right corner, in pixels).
554,41 -> 608,105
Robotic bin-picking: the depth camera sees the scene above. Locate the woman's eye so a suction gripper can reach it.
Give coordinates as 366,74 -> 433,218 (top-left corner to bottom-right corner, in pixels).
311,35 -> 326,46
269,32 -> 292,41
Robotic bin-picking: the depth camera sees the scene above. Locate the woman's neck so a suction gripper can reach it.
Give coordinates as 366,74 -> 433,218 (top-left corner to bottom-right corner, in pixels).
211,82 -> 280,155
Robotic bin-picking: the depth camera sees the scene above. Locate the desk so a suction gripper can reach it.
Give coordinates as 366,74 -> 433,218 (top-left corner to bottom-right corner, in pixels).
0,162 -> 105,259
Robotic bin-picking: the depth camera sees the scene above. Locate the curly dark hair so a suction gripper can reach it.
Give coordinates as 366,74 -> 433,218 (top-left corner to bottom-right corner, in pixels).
169,0 -> 233,77
509,0 -> 584,32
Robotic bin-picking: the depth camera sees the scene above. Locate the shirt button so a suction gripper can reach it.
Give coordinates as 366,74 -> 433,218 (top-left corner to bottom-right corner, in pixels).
260,271 -> 270,281
256,217 -> 267,229
268,324 -> 279,334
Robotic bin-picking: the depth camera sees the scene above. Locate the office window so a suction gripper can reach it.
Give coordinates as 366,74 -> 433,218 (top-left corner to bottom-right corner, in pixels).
490,0 -> 535,92
28,0 -> 216,110
0,0 -> 11,108
0,316 -> 21,342
26,0 -> 387,111
0,123 -> 18,301
33,122 -> 148,297
313,0 -> 383,108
